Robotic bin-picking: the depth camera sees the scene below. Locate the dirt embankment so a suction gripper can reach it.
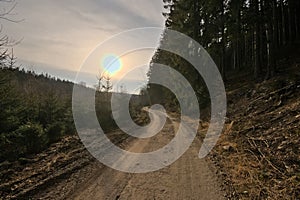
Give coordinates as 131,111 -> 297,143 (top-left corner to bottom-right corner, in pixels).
0,131 -> 129,200
211,71 -> 300,199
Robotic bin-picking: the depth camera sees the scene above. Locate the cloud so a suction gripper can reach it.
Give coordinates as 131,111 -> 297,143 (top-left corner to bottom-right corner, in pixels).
1,0 -> 166,93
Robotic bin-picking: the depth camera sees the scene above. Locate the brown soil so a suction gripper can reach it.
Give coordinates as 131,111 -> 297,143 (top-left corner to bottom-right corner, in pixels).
69,118 -> 225,200
0,114 -> 227,199
0,131 -> 129,200
210,69 -> 300,199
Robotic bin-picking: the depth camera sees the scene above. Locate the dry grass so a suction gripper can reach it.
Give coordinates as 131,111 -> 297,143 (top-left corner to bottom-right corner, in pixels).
208,74 -> 300,199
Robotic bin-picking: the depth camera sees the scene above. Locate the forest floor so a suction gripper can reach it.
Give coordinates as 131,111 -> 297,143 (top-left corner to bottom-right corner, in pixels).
209,65 -> 300,199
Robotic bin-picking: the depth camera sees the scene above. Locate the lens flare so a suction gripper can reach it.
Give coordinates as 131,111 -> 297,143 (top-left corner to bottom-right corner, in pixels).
101,55 -> 122,76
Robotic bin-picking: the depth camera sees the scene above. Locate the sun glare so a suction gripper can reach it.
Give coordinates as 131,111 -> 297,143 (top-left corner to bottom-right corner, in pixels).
101,54 -> 122,76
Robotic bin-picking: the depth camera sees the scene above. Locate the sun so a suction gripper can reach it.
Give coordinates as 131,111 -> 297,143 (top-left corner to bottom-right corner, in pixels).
101,54 -> 122,76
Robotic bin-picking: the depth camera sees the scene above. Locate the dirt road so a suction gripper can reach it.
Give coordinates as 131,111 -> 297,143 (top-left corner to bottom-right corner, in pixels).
69,111 -> 225,200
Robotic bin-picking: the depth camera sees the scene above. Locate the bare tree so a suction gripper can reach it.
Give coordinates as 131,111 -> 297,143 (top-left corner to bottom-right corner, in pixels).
102,75 -> 113,93
96,74 -> 103,92
0,0 -> 20,22
0,0 -> 22,67
0,26 -> 9,66
7,48 -> 16,68
101,75 -> 113,102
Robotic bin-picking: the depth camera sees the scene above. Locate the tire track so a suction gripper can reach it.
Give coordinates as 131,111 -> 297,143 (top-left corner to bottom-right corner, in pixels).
72,113 -> 226,200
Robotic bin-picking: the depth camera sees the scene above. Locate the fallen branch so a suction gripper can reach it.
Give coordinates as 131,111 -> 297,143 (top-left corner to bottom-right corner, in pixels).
249,84 -> 298,106
256,147 -> 286,177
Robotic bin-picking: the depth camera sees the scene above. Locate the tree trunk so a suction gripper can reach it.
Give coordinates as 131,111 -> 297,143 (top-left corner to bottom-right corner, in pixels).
280,0 -> 286,45
295,1 -> 300,40
265,23 -> 275,79
260,0 -> 265,68
287,0 -> 294,43
254,0 -> 261,79
220,0 -> 226,79
193,0 -> 200,42
272,0 -> 278,70
236,6 -> 241,70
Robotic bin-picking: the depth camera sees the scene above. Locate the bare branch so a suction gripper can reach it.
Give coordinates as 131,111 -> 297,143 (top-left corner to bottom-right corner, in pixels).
0,0 -> 23,23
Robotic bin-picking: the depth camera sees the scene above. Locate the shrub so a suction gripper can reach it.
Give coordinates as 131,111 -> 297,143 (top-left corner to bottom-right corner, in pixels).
16,122 -> 47,154
46,122 -> 64,144
0,132 -> 26,161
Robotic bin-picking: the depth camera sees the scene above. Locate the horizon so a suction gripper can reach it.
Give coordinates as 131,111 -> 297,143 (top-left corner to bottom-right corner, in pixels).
2,0 -> 166,94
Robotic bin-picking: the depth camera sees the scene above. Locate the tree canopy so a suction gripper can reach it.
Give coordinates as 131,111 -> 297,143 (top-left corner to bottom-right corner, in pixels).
147,0 -> 300,108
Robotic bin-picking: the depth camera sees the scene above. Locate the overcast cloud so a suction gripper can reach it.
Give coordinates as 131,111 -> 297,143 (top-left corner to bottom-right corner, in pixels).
1,0 -> 165,92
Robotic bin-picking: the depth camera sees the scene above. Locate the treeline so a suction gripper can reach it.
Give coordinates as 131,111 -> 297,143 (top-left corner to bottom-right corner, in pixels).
147,0 -> 300,108
0,66 -> 76,161
0,65 -> 145,162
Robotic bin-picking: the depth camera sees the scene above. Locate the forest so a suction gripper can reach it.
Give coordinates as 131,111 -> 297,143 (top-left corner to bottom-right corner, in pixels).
0,66 -> 76,161
0,65 -> 147,163
0,0 -> 299,199
145,0 -> 300,198
148,0 -> 300,107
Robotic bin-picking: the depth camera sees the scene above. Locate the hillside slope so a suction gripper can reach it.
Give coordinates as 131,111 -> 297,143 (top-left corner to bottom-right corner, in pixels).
211,66 -> 300,199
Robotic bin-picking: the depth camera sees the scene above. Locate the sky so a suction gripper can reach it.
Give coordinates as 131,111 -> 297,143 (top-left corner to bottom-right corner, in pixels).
1,0 -> 166,93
